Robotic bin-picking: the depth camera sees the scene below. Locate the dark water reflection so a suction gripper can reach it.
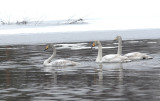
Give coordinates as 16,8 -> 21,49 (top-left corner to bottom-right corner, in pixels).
0,39 -> 160,101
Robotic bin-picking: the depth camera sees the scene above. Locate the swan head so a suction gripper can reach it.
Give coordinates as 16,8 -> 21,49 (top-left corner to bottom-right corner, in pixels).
44,45 -> 49,51
44,44 -> 55,51
114,36 -> 122,41
91,40 -> 101,48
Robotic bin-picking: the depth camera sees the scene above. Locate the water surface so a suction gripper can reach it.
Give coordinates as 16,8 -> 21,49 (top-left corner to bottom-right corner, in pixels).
0,39 -> 160,101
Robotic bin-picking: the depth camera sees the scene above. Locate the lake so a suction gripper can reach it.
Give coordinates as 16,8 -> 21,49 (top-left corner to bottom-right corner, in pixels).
0,37 -> 160,101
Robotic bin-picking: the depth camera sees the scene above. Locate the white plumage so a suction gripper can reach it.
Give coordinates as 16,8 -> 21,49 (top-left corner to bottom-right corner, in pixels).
124,52 -> 153,60
43,44 -> 79,67
115,36 -> 153,60
102,54 -> 131,62
92,40 -> 131,63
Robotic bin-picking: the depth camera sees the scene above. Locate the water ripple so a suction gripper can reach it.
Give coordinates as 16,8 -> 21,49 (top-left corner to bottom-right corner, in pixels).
0,39 -> 160,100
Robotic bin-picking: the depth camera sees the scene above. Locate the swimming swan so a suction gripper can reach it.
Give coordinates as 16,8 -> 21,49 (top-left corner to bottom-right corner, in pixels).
115,36 -> 153,60
91,40 -> 131,63
43,44 -> 79,67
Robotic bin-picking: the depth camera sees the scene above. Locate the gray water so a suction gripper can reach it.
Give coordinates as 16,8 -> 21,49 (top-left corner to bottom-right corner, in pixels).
0,38 -> 160,101
1,28 -> 160,45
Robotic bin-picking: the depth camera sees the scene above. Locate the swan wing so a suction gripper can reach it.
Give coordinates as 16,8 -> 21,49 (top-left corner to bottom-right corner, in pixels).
51,59 -> 79,67
102,54 -> 118,60
102,54 -> 131,62
124,52 -> 140,57
124,52 -> 152,60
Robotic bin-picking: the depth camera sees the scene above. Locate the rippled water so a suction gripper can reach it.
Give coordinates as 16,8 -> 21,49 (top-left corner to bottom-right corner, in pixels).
0,39 -> 160,101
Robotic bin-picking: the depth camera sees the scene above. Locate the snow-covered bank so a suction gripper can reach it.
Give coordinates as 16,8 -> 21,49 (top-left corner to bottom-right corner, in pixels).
1,18 -> 160,35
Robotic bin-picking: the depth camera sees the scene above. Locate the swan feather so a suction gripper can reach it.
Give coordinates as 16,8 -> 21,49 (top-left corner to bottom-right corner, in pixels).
115,36 -> 153,60
92,41 -> 131,63
102,54 -> 131,62
44,59 -> 79,67
124,52 -> 152,60
43,44 -> 79,67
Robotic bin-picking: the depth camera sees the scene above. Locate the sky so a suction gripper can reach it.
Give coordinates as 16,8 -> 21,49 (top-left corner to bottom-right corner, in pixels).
0,0 -> 160,29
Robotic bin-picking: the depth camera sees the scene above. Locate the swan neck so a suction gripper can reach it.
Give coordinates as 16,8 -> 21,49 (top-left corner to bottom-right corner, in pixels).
117,37 -> 122,55
52,45 -> 56,57
44,45 -> 56,64
96,42 -> 102,62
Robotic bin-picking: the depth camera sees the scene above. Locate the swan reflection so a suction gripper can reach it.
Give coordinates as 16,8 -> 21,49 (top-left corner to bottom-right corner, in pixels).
94,63 -> 103,85
94,63 -> 124,85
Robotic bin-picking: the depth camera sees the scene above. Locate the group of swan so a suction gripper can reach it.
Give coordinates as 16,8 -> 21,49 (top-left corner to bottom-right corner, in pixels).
91,36 -> 152,63
91,40 -> 131,63
43,36 -> 152,66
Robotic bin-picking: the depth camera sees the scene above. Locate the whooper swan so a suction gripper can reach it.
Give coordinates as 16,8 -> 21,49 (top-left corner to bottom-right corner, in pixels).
115,36 -> 153,60
43,44 -> 79,67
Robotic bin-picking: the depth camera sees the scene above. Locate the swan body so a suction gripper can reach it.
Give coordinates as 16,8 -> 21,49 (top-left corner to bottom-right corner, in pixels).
44,59 -> 79,67
43,44 -> 79,67
124,52 -> 152,60
92,40 -> 131,63
102,54 -> 130,62
115,36 -> 153,60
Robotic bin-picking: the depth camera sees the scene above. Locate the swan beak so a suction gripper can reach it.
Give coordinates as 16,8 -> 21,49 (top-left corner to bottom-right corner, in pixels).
44,45 -> 49,51
91,42 -> 96,49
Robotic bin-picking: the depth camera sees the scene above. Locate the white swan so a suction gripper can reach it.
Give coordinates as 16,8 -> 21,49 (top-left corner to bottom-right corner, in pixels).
115,36 -> 153,60
91,40 -> 131,63
43,44 -> 79,67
